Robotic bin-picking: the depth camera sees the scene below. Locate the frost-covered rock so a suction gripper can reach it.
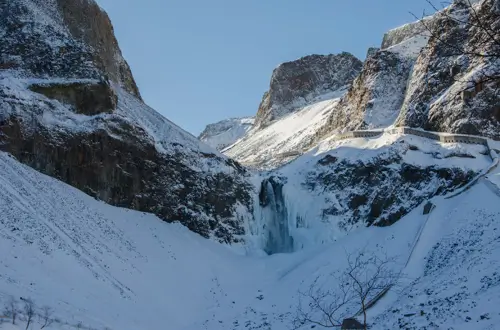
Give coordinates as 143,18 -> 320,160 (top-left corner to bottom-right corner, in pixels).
0,0 -> 254,243
199,117 -> 254,151
254,53 -> 362,127
396,0 -> 500,138
321,50 -> 415,135
266,133 -> 487,249
0,0 -> 140,98
315,18 -> 431,139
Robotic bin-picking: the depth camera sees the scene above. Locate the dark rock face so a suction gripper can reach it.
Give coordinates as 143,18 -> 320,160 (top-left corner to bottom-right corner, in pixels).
0,98 -> 254,243
395,0 -> 500,138
0,0 -> 254,243
305,148 -> 474,229
30,80 -> 117,115
54,0 -> 141,98
423,201 -> 435,215
255,53 -> 362,127
0,0 -> 99,80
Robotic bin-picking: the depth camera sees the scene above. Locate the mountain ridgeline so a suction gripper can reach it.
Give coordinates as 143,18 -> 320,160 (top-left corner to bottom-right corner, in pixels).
202,0 -> 500,251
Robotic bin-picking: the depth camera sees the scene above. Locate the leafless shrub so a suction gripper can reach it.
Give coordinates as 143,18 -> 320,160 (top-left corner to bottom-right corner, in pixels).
293,250 -> 400,329
22,298 -> 35,330
39,305 -> 53,329
3,296 -> 18,325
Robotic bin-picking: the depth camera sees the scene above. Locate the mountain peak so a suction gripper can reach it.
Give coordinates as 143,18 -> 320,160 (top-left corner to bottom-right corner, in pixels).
199,117 -> 255,151
254,52 -> 363,128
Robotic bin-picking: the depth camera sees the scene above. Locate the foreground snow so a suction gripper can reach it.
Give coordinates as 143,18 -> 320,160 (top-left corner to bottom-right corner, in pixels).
0,151 -> 499,329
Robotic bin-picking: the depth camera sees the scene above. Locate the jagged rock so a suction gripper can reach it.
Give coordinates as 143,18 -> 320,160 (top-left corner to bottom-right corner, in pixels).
396,0 -> 500,138
423,201 -> 435,214
254,53 -> 362,127
0,0 -> 140,98
305,153 -> 474,228
367,47 -> 380,58
322,50 -> 415,134
54,0 -> 141,98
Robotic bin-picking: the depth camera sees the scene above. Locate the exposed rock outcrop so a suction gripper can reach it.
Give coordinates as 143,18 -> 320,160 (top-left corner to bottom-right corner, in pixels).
396,0 -> 500,138
322,50 -> 415,134
300,139 -> 477,230
54,0 -> 141,98
254,53 -> 362,127
0,0 -> 140,98
29,80 -> 117,115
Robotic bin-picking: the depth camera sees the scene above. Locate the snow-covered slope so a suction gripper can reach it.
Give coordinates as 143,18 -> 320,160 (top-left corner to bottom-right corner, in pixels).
1,150 -> 499,330
198,117 -> 254,151
224,91 -> 344,167
220,18 -> 430,168
0,151 -> 259,330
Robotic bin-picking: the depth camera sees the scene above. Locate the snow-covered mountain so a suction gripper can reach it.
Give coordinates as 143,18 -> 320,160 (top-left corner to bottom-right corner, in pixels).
395,0 -> 500,138
198,117 -> 254,151
1,148 -> 500,329
0,0 -> 255,243
254,52 -> 362,128
216,0 -> 499,167
224,91 -> 344,167
1,0 -> 500,329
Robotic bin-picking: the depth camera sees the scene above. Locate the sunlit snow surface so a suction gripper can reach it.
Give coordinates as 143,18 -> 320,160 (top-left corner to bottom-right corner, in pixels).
1,151 -> 499,329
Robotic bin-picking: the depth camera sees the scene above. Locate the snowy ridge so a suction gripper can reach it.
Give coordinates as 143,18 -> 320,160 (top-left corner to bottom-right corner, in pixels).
199,116 -> 254,151
115,87 -> 216,155
224,91 -> 344,167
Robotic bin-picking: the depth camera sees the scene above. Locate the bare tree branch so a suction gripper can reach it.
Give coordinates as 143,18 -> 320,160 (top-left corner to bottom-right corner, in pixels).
293,250 -> 400,329
3,296 -> 18,325
22,297 -> 35,330
39,305 -> 53,329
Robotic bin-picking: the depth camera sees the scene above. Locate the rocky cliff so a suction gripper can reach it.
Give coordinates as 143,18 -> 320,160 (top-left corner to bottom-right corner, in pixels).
396,0 -> 500,139
313,15 -> 433,140
254,53 -> 362,128
0,0 -> 254,243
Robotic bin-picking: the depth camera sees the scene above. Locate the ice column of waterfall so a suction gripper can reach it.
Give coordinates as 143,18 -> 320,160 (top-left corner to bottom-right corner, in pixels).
259,177 -> 294,254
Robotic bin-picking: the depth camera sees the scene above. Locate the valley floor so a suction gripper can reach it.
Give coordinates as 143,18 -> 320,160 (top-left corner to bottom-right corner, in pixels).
1,150 -> 500,330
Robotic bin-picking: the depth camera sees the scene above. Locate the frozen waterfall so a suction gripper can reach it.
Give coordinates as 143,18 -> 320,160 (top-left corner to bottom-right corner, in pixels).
258,176 -> 294,254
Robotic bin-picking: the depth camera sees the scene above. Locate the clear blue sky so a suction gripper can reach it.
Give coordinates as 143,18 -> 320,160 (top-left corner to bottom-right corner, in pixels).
96,0 -> 432,135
